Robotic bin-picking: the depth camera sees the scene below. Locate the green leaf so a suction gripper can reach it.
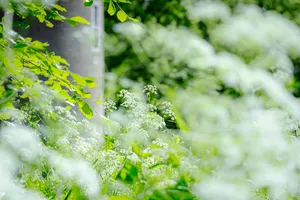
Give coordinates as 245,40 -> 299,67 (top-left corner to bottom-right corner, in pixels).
0,113 -> 10,120
83,0 -> 93,7
71,185 -> 88,200
82,92 -> 91,99
117,10 -> 127,22
29,41 -> 48,50
78,100 -> 93,118
13,21 -> 30,29
13,42 -> 28,49
36,15 -> 45,23
167,152 -> 180,168
116,160 -> 139,184
71,73 -> 86,85
45,20 -> 54,28
108,0 -> 116,16
87,82 -> 97,88
52,4 -> 67,12
117,0 -> 131,3
85,77 -> 97,88
68,16 -> 90,25
66,19 -> 78,27
52,55 -> 69,66
92,96 -> 102,104
52,82 -> 62,91
0,88 -> 16,106
128,17 -> 138,22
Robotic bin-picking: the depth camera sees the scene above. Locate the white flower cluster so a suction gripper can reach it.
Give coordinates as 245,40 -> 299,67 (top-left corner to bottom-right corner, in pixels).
147,104 -> 157,112
143,85 -> 158,97
116,89 -> 166,130
104,99 -> 117,114
112,2 -> 300,199
118,89 -> 140,109
159,101 -> 176,121
0,125 -> 101,199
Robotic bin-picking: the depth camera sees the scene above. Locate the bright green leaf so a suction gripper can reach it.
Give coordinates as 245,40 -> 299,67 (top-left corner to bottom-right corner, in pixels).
128,17 -> 139,22
117,10 -> 127,22
36,15 -> 45,23
45,20 -> 54,28
78,100 -> 93,118
86,81 -> 97,88
52,4 -> 67,12
0,113 -> 10,120
71,73 -> 86,85
52,82 -> 62,91
66,19 -> 78,27
68,16 -> 90,25
116,160 -> 139,184
84,77 -> 97,88
82,92 -> 91,99
167,152 -> 180,168
108,0 -> 116,16
52,55 -> 69,66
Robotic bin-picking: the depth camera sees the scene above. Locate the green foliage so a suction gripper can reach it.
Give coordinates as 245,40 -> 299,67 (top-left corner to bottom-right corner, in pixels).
106,0 -> 138,22
116,160 -> 139,184
83,0 -> 137,22
66,16 -> 91,27
0,2 -> 193,199
84,0 -> 94,7
1,1 -> 300,200
101,1 -> 300,199
103,0 -> 300,97
0,1 -> 102,120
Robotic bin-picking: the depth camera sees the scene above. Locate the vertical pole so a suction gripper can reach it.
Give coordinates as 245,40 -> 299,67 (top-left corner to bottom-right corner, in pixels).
90,1 -> 105,116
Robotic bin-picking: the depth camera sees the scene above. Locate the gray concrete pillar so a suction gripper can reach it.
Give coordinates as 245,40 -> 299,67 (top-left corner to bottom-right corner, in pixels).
28,0 -> 105,116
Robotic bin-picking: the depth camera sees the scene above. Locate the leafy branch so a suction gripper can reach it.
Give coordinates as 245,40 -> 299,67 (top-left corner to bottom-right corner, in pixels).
84,0 -> 138,22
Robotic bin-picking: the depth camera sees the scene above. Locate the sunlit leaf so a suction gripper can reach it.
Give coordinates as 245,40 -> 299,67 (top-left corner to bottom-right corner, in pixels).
71,73 -> 86,85
68,16 -> 90,25
83,0 -> 94,7
78,100 -> 93,118
117,10 -> 127,22
166,152 -> 180,167
128,17 -> 138,22
108,0 -> 116,16
51,4 -> 67,12
85,77 -> 97,88
0,113 -> 10,120
116,160 -> 139,184
45,20 -> 54,28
